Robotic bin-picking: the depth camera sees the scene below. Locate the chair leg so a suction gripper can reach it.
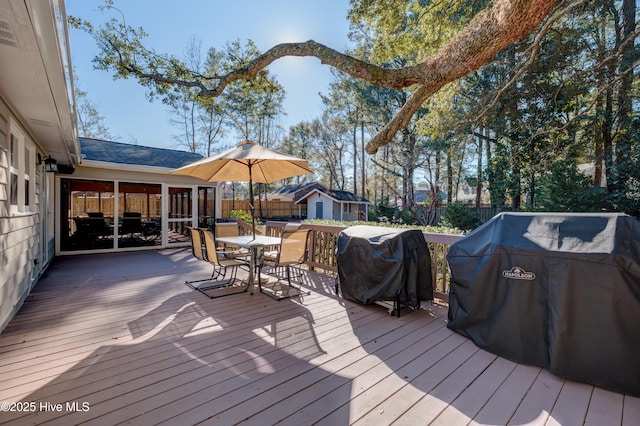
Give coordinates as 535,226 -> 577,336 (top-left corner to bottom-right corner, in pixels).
286,265 -> 306,286
199,265 -> 235,290
271,265 -> 310,300
196,265 -> 249,299
185,266 -> 218,289
257,265 -> 264,293
286,266 -> 292,287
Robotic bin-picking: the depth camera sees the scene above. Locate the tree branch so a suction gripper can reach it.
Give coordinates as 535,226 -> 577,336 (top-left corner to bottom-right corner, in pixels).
472,0 -> 588,125
202,41 -> 422,97
364,0 -> 558,152
90,0 -> 559,154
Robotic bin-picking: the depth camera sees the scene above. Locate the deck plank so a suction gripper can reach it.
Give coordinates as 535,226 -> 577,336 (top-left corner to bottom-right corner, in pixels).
470,363 -> 543,425
0,249 -> 637,425
584,387 -> 624,426
622,394 -> 640,426
153,307 -> 440,425
546,380 -> 593,426
292,315 -> 454,425
351,332 -> 469,425
508,368 -> 565,425
389,345 -> 496,424
431,356 -> 518,425
33,299 -> 367,425
230,306 -> 446,426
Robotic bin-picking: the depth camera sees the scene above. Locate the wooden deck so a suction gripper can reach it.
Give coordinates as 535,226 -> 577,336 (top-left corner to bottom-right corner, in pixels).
0,249 -> 638,425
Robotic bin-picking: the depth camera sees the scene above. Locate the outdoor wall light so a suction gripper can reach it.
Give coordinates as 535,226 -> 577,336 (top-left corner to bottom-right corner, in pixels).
43,156 -> 58,173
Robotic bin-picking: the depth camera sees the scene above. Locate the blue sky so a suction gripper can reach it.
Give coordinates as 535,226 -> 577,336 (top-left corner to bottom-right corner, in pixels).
66,0 -> 352,150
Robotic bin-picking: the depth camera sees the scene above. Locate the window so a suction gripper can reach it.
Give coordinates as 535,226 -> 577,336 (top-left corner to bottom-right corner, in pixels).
60,179 -> 167,251
8,120 -> 34,213
24,146 -> 30,207
9,134 -> 17,206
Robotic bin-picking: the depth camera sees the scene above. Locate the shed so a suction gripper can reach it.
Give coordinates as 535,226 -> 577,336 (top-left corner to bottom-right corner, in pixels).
293,183 -> 370,222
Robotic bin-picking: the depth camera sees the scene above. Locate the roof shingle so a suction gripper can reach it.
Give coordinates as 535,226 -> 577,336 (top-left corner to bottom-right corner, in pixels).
80,137 -> 203,169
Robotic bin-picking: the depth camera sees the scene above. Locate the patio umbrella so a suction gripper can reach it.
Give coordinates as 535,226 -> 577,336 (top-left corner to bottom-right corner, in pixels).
170,140 -> 313,238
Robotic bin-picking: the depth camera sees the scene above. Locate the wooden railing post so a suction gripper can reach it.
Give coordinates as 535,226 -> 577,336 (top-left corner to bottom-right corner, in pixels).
307,228 -> 317,271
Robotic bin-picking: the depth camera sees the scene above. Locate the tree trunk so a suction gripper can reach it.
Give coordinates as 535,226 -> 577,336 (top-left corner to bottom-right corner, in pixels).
614,0 -> 636,183
361,122 -> 366,199
594,90 -> 604,186
510,141 -> 521,210
435,151 -> 441,206
353,124 -> 358,195
485,133 -> 494,207
447,155 -> 454,202
476,127 -> 484,207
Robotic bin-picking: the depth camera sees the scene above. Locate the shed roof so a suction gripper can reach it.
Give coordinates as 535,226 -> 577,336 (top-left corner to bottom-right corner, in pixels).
295,183 -> 370,204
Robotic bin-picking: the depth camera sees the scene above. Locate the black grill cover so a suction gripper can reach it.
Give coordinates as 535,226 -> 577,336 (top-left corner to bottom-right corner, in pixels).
337,225 -> 433,308
447,212 -> 640,396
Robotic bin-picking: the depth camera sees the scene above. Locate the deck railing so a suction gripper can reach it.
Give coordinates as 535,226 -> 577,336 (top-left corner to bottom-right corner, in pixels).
263,221 -> 462,302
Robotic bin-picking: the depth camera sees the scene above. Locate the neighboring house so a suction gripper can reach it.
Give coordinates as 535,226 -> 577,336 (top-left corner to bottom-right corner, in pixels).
454,181 -> 476,203
413,189 -> 448,204
0,1 -> 216,333
578,162 -> 607,187
264,182 -> 320,202
292,183 -> 370,222
451,181 -> 491,205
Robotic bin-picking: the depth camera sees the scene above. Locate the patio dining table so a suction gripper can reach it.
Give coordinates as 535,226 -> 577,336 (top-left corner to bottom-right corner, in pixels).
215,234 -> 282,295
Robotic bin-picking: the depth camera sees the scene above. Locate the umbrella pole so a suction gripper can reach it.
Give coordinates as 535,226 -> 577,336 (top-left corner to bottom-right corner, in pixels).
249,164 -> 256,239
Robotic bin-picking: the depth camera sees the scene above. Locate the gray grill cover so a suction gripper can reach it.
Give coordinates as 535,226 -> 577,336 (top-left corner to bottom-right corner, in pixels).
447,212 -> 640,396
337,225 -> 433,308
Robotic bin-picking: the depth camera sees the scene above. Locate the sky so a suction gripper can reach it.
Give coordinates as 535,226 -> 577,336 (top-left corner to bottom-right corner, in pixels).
65,0 -> 353,150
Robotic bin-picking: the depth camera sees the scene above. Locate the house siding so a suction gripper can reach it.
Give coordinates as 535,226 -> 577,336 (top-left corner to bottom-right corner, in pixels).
0,213 -> 40,333
0,100 -> 8,217
0,99 -> 44,333
332,202 -> 341,220
307,193 -> 334,220
0,0 -> 78,334
340,204 -> 361,221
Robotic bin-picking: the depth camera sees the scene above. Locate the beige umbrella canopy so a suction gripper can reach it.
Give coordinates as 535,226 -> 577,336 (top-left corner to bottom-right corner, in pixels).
171,140 -> 313,183
171,140 -> 313,237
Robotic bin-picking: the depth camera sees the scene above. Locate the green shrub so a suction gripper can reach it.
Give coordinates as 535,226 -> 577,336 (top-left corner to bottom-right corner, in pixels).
534,161 -> 607,212
441,201 -> 479,231
228,209 -> 253,224
303,219 -> 463,235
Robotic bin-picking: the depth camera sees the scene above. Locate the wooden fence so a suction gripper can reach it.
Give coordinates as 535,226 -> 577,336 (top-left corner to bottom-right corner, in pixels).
73,197 -> 306,220
262,220 -> 461,302
222,200 -> 501,225
71,195 -> 161,218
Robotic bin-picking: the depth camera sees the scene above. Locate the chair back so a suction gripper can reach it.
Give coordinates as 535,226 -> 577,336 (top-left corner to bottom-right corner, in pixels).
122,211 -> 143,234
282,222 -> 302,233
87,212 -> 109,235
278,228 -> 310,266
188,227 -> 206,261
201,229 -> 220,264
215,222 -> 240,239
